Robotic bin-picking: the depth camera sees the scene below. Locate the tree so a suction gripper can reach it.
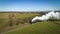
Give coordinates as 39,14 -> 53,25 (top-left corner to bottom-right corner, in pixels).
8,14 -> 13,26
16,19 -> 20,25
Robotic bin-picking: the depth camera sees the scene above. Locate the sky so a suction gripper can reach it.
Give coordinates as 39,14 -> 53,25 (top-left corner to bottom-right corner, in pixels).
0,0 -> 60,11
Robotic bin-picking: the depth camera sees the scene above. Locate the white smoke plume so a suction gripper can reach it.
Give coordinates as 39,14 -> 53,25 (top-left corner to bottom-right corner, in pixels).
31,11 -> 60,22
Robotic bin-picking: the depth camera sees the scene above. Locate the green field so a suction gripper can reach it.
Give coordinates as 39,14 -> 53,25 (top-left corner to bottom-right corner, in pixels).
0,12 -> 60,34
0,13 -> 40,33
5,21 -> 60,34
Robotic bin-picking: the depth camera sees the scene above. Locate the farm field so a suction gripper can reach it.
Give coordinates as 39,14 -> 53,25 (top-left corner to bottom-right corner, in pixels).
0,12 -> 40,34
0,12 -> 60,34
5,21 -> 60,34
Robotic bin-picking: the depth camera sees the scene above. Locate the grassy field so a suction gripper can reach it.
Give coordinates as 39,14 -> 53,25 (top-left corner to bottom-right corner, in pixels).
0,12 -> 40,33
5,21 -> 60,34
0,12 -> 60,34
